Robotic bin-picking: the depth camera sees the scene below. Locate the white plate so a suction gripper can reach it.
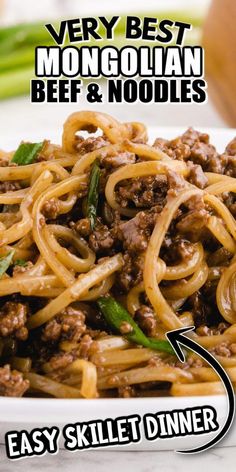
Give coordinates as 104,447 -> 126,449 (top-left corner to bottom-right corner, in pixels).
0,125 -> 235,451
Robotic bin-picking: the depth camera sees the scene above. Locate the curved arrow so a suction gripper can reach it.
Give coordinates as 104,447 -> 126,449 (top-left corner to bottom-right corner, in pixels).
166,326 -> 235,454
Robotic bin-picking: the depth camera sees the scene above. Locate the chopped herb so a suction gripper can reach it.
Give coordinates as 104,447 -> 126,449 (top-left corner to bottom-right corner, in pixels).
12,141 -> 44,165
14,259 -> 27,267
87,159 -> 101,230
97,296 -> 175,355
0,250 -> 15,278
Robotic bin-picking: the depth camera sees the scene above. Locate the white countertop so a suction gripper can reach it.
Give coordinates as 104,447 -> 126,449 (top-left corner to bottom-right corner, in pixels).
0,444 -> 234,472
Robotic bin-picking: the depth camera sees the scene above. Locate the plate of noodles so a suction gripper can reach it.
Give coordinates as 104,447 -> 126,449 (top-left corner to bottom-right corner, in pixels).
0,111 -> 235,450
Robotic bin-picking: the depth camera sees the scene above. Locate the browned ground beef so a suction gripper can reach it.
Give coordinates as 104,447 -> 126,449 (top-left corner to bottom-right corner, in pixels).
76,136 -> 108,155
116,175 -> 167,209
153,127 -> 236,175
166,169 -> 186,195
176,207 -> 209,240
76,334 -> 98,359
224,138 -> 236,177
42,198 -> 61,219
12,261 -> 34,277
196,322 -> 229,337
48,352 -> 74,371
160,237 -> 194,265
117,210 -> 157,253
134,305 -> 157,337
226,137 -> 236,155
186,288 -> 222,328
117,252 -> 144,292
0,302 -> 29,341
187,162 -> 208,189
0,364 -> 29,397
222,192 -> 236,218
89,220 -> 115,254
118,385 -> 136,398
207,247 -> 232,266
0,181 -> 21,193
175,195 -> 210,242
0,157 -> 9,167
42,307 -> 86,343
100,150 -> 136,169
73,217 -> 91,237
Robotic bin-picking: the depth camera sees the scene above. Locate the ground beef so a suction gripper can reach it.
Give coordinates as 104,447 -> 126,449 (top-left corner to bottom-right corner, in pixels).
196,322 -> 229,337
0,302 -> 29,340
36,153 -> 54,162
77,334 -> 97,359
154,128 -> 210,160
0,365 -> 29,397
100,150 -> 136,169
134,305 -> 157,337
0,157 -> 9,167
187,163 -> 208,189
222,193 -> 236,218
190,141 -> 219,169
13,261 -> 34,277
230,344 -> 236,354
89,220 -> 115,254
167,170 -> 186,196
116,175 -> 168,209
118,385 -> 136,398
175,195 -> 209,241
226,137 -> 236,156
160,237 -> 194,265
176,209 -> 209,240
0,181 -> 21,193
117,210 -> 157,253
120,321 -> 133,334
174,356 -> 203,370
153,137 -> 191,160
42,198 -> 61,219
221,155 -> 236,177
76,136 -> 108,155
73,218 -> 91,237
207,247 -> 232,267
48,352 -> 74,371
42,306 -> 86,343
117,252 -> 144,292
181,128 -> 210,147
210,342 -> 231,358
153,128 -> 233,175
224,138 -> 236,176
187,291 -> 220,328
35,141 -> 52,162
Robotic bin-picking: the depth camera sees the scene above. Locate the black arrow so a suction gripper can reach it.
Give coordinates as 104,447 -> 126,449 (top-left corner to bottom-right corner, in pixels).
166,326 -> 235,454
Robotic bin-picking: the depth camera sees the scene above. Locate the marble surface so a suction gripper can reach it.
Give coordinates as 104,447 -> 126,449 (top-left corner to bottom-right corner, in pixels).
0,445 -> 235,472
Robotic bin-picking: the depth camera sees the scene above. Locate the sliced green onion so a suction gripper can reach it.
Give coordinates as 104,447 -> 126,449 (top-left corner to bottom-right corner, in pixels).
87,159 -> 101,230
14,259 -> 27,267
97,296 -> 175,355
0,250 -> 15,278
12,141 -> 44,165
